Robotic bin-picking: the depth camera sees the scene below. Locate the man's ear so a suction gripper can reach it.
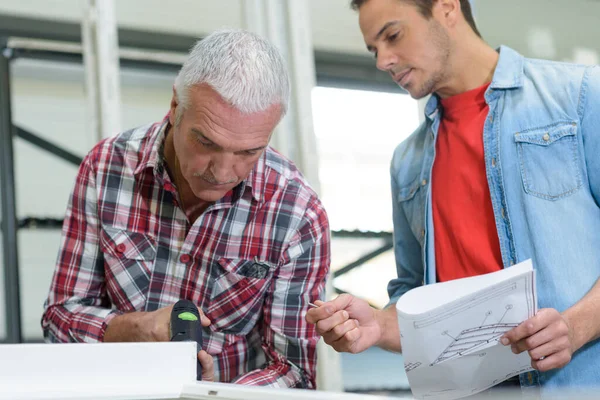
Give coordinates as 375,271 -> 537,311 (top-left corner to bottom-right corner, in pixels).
169,85 -> 179,126
434,0 -> 461,29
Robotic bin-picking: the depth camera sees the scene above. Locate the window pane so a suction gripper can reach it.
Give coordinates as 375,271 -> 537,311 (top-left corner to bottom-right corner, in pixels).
312,87 -> 419,232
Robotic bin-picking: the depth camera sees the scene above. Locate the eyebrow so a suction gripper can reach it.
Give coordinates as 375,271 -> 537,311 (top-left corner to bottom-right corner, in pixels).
191,128 -> 267,153
366,21 -> 402,52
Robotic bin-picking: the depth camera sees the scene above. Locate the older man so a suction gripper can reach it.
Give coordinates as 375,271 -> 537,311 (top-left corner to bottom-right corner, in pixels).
42,29 -> 330,388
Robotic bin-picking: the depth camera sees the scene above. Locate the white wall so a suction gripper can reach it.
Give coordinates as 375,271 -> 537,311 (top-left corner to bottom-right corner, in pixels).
1,0 -> 599,61
0,0 -> 368,55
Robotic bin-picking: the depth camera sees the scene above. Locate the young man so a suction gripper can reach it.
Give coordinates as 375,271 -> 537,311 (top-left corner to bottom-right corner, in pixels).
307,0 -> 600,394
42,29 -> 330,388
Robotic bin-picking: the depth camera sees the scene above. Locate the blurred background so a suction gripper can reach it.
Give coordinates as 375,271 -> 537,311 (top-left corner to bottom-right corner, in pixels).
0,0 -> 598,397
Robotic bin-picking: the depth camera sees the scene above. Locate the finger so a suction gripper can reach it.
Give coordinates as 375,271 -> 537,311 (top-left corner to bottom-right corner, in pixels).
314,300 -> 325,306
528,336 -> 571,361
322,319 -> 359,344
330,325 -> 362,354
330,293 -> 355,313
511,325 -> 555,354
198,350 -> 215,381
316,310 -> 350,335
306,302 -> 337,324
502,310 -> 554,345
197,307 -> 212,327
531,348 -> 572,372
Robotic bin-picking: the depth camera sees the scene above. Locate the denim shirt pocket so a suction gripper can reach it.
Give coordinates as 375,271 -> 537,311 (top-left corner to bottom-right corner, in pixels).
514,122 -> 582,200
397,179 -> 426,241
206,258 -> 273,336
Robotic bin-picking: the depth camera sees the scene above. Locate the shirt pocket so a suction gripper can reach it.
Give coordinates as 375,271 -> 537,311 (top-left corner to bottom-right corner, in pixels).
397,179 -> 427,241
100,226 -> 156,310
206,258 -> 273,336
514,122 -> 582,201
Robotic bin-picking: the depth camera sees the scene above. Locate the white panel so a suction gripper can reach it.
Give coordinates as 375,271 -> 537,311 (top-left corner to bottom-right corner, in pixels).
180,381 -> 390,400
0,342 -> 197,399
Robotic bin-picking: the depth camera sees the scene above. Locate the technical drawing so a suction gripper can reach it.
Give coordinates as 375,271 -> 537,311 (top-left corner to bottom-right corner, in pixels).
431,305 -> 517,366
431,323 -> 518,365
404,361 -> 422,372
414,281 -> 519,329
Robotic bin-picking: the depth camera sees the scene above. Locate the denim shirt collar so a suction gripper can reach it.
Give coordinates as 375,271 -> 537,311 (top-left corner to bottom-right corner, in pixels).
424,45 -> 525,120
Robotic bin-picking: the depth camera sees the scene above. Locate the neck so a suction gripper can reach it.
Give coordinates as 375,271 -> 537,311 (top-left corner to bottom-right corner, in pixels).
436,36 -> 499,99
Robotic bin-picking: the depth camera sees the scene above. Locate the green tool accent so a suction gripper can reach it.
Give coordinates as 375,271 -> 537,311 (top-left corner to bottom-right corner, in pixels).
178,312 -> 198,321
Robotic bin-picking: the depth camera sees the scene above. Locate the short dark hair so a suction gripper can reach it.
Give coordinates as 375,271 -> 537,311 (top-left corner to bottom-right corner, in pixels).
350,0 -> 481,38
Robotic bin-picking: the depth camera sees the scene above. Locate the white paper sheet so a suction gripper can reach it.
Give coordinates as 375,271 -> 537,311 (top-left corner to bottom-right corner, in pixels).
396,259 -> 537,400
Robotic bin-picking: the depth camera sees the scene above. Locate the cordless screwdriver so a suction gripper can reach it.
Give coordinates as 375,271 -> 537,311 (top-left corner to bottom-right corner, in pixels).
169,299 -> 204,380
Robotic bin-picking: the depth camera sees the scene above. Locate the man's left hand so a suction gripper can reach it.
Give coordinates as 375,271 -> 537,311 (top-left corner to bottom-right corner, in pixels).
198,350 -> 215,381
500,308 -> 575,372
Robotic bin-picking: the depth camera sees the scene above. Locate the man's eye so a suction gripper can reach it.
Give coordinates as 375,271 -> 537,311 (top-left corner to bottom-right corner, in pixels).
196,136 -> 213,147
243,150 -> 258,156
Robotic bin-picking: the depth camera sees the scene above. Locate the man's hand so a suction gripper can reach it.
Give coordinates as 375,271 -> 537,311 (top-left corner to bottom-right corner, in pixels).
198,350 -> 215,381
306,294 -> 382,354
500,308 -> 575,372
104,304 -> 211,342
141,304 -> 211,342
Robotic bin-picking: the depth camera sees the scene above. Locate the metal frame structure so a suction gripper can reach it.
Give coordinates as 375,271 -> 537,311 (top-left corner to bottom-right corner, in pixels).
0,39 -> 22,343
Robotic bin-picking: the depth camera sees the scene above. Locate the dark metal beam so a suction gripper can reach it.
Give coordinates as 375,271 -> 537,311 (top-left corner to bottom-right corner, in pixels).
0,39 -> 22,343
15,126 -> 83,167
333,240 -> 394,278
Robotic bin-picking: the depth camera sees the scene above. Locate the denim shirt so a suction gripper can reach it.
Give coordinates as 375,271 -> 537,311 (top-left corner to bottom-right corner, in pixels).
388,46 -> 600,392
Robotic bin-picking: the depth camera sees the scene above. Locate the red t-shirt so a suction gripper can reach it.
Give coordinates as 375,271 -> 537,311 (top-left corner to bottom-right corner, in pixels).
432,83 -> 503,282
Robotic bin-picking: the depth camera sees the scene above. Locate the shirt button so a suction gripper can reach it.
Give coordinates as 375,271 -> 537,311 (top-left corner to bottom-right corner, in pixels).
180,254 -> 191,264
491,158 -> 496,167
421,179 -> 427,187
421,229 -> 425,239
164,182 -> 174,192
501,208 -> 506,219
116,243 -> 126,253
542,133 -> 550,142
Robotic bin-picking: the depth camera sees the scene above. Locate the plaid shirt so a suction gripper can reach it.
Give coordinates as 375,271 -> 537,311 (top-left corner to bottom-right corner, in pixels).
42,118 -> 330,388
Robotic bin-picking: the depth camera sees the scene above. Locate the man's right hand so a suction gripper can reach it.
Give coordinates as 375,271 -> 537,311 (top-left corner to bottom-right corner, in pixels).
142,304 -> 211,342
104,304 -> 211,342
306,293 -> 383,354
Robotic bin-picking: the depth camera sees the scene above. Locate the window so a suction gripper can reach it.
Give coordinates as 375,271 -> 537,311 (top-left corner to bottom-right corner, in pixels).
312,87 -> 419,232
312,86 -> 420,308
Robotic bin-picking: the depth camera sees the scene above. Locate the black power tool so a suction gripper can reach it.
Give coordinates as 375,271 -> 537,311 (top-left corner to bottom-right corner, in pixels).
169,299 -> 204,380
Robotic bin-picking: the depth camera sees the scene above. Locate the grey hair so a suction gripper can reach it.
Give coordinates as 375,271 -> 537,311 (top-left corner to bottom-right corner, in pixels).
174,29 -> 290,122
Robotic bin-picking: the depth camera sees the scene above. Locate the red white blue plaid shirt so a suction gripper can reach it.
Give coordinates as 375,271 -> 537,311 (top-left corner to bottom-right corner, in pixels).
42,117 -> 330,388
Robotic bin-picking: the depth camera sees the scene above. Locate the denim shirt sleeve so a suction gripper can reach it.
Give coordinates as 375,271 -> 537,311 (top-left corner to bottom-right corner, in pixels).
581,65 -> 600,206
387,167 -> 425,307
